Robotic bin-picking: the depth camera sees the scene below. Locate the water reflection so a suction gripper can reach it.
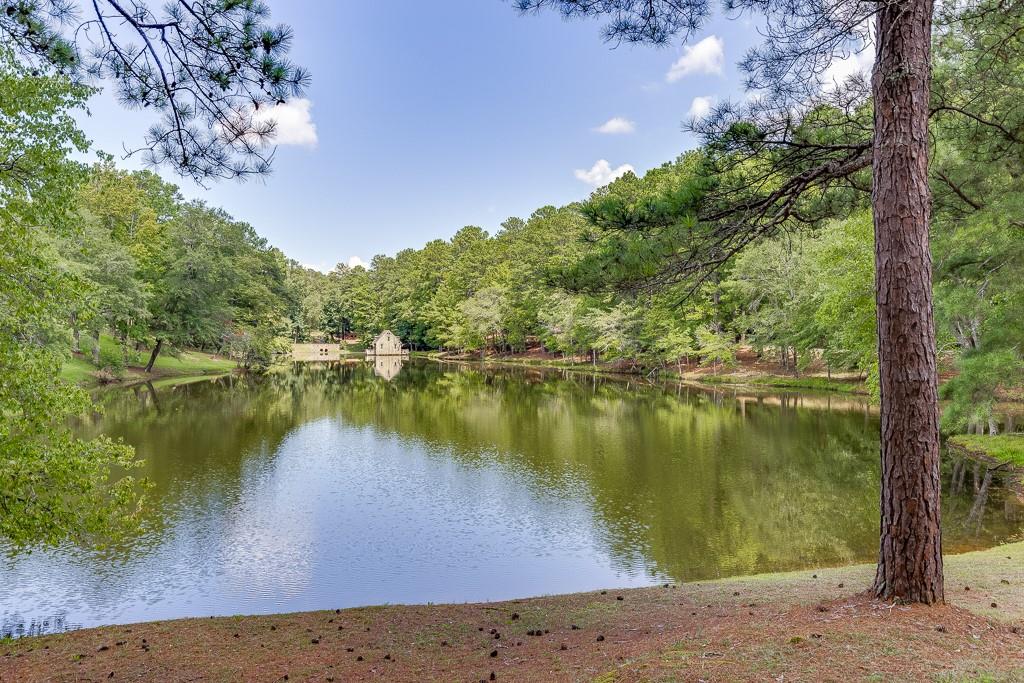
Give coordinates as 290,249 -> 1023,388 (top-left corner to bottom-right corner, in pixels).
1,361 -> 1021,635
372,356 -> 405,381
947,453 -> 1024,535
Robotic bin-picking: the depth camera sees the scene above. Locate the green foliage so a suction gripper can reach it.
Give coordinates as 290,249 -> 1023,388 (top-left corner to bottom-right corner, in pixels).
0,51 -> 143,548
930,1 -> 1024,431
724,212 -> 877,391
695,326 -> 737,371
0,47 -> 91,228
562,154 -> 709,293
942,351 -> 1024,432
97,341 -> 128,379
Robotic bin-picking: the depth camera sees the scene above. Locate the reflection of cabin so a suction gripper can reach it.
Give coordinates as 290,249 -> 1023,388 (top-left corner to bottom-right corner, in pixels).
292,343 -> 342,361
367,330 -> 408,357
373,356 -> 405,381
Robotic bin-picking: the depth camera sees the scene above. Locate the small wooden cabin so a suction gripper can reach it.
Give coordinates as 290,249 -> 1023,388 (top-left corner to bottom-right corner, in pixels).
368,330 -> 407,356
292,343 -> 342,361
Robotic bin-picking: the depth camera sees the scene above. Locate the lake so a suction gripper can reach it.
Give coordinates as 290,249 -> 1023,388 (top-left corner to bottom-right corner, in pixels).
2,360 -> 1021,636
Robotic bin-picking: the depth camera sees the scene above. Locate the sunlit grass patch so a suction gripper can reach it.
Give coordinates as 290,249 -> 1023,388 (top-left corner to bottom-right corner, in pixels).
948,434 -> 1024,467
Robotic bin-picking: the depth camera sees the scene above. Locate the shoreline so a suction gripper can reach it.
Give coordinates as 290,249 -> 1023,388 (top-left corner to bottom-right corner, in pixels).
4,542 -> 1023,681
64,348 -> 238,390
423,352 -> 870,396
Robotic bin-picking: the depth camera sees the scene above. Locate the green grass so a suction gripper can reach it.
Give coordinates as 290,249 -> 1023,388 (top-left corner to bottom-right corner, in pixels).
60,354 -> 98,384
149,348 -> 235,374
696,373 -> 866,394
60,333 -> 236,387
948,434 -> 1024,467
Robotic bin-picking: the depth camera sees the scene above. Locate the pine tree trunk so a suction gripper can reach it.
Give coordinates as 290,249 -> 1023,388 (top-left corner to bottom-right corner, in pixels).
871,0 -> 944,605
145,339 -> 163,373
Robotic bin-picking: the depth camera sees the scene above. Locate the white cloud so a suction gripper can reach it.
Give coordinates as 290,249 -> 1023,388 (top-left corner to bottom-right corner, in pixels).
574,159 -> 635,187
687,95 -> 716,119
666,35 -> 725,82
301,262 -> 331,273
822,46 -> 874,89
252,98 -> 318,147
347,256 -> 368,269
594,117 -> 636,134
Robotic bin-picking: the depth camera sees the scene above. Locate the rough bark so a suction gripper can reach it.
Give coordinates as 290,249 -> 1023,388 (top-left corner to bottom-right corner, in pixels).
871,0 -> 944,604
145,338 -> 163,373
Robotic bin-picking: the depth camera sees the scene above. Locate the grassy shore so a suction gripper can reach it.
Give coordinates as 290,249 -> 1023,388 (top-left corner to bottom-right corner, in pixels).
4,542 -> 1023,682
949,434 -> 1024,468
61,335 -> 237,388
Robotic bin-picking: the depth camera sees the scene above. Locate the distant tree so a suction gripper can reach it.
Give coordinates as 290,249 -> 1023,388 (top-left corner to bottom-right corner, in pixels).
460,286 -> 506,356
59,217 -> 149,361
2,1 -> 308,180
584,302 -> 639,364
143,203 -> 236,370
695,326 -> 737,374
656,327 -> 697,374
539,295 -> 588,361
728,235 -> 811,372
514,0 -> 947,603
807,213 -> 877,389
286,265 -> 329,342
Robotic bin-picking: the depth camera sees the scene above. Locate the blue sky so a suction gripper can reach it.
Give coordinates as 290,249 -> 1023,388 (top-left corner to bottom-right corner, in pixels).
79,0 -> 769,271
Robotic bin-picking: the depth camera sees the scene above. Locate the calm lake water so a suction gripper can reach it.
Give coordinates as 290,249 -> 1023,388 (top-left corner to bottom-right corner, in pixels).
3,360 -> 1022,636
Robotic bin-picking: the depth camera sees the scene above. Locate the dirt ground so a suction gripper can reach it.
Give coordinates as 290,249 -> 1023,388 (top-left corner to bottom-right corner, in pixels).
3,543 -> 1023,683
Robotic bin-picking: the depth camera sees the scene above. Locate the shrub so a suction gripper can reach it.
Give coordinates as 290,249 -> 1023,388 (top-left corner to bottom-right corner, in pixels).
98,344 -> 126,379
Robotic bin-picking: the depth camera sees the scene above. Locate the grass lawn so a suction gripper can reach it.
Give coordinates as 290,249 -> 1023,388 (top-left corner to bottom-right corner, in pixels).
949,434 -> 1024,467
149,348 -> 236,375
60,354 -> 98,384
60,333 -> 236,387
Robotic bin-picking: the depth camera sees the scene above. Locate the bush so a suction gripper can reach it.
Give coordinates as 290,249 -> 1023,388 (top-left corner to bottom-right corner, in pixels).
98,344 -> 126,379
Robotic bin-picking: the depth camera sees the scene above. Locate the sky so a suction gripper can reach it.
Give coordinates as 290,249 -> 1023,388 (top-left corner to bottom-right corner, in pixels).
77,1 -> 795,272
